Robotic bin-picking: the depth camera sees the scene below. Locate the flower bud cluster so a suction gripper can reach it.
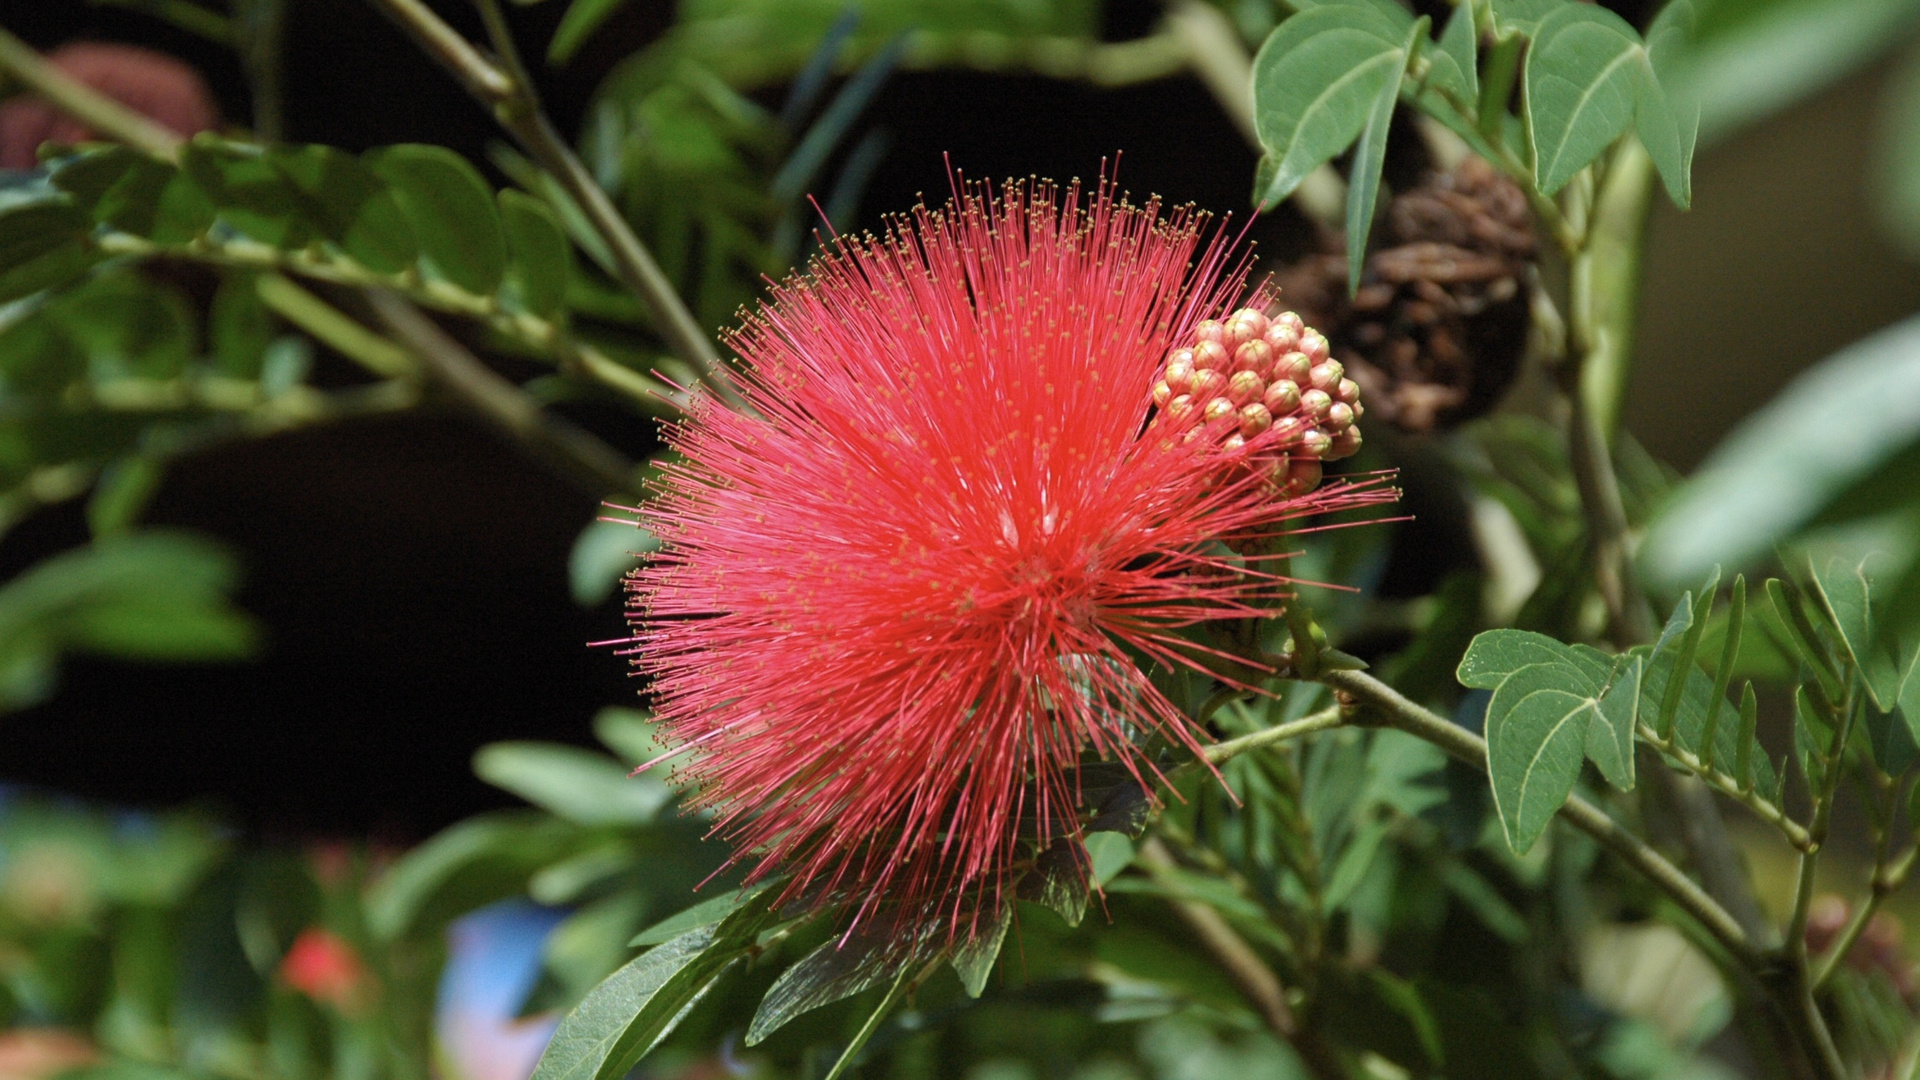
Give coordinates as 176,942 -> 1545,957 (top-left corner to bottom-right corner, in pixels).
1150,307 -> 1364,496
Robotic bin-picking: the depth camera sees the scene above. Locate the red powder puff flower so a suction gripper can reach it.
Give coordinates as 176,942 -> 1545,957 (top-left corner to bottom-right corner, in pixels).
623,176 -> 1393,936
281,928 -> 372,1012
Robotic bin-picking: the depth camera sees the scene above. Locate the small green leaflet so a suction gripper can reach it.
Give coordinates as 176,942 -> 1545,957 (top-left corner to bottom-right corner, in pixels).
1251,2 -> 1415,210
1523,4 -> 1693,204
1458,630 -> 1641,852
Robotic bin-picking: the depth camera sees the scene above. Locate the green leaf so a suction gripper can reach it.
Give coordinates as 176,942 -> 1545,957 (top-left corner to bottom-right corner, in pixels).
1323,817 -> 1390,911
365,812 -> 580,940
1640,0 -> 1699,207
1484,661 -> 1598,853
0,199 -> 99,304
592,706 -> 662,767
747,915 -> 939,1045
570,518 -> 658,606
628,887 -> 757,948
1489,0 -> 1568,37
1017,838 -> 1090,927
1251,3 -> 1416,208
88,457 -> 163,537
1344,19 -> 1421,294
500,189 -> 572,318
532,917 -> 754,1080
1524,5 -> 1644,196
1585,652 -> 1641,791
1865,705 -> 1919,775
1809,554 -> 1910,711
1643,314 -> 1920,587
549,0 -> 630,63
1458,629 -> 1584,689
269,144 -> 417,274
1426,1 -> 1479,106
52,146 -> 214,242
950,902 -> 1011,998
367,145 -> 507,296
180,137 -> 311,248
473,741 -> 673,826
209,270 -> 274,378
1639,647 -> 1784,800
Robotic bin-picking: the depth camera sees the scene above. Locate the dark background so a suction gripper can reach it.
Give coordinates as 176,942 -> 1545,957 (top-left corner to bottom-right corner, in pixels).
5,0 -> 1917,841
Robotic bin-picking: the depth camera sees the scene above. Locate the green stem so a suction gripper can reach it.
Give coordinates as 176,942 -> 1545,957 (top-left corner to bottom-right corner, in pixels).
0,25 -> 186,161
1813,842 -> 1915,992
1317,667 -> 1758,967
1202,705 -> 1344,767
1573,140 -> 1655,440
94,232 -> 681,414
368,292 -> 639,495
1788,691 -> 1859,957
255,273 -> 419,380
367,0 -> 742,409
1634,723 -> 1812,851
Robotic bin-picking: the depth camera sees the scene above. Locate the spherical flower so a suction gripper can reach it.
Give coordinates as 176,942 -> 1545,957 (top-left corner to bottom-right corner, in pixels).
623,177 -> 1393,935
280,928 -> 372,1012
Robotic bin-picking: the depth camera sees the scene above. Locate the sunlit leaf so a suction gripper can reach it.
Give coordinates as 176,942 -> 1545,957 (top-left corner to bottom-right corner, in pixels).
1251,3 -> 1415,208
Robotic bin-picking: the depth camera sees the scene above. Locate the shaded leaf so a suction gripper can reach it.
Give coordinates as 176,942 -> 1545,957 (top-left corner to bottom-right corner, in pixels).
1344,19 -> 1420,294
1809,553 -> 1909,710
628,887 -> 756,948
500,189 -> 572,318
949,901 -> 1011,998
270,144 -> 416,273
473,741 -> 672,826
368,144 -> 507,296
746,915 -> 938,1045
1426,1 -> 1479,106
0,199 -> 99,304
1524,5 -> 1644,195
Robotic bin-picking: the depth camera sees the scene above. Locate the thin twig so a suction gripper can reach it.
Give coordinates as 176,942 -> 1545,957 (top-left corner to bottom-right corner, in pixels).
0,25 -> 186,161
1813,845 -> 1917,990
1316,667 -> 1759,967
364,0 -> 743,409
369,291 -> 640,495
1203,705 -> 1344,766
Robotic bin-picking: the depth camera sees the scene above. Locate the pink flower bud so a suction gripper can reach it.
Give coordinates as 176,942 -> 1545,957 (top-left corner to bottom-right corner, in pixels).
1309,360 -> 1344,392
1263,379 -> 1301,415
1190,368 -> 1227,397
1164,358 -> 1195,392
1232,339 -> 1275,378
1239,402 -> 1272,436
1299,330 -> 1329,365
1223,309 -> 1269,348
1281,457 -> 1323,497
1300,427 -> 1332,457
1152,381 -> 1173,408
1192,319 -> 1226,345
1274,351 -> 1312,386
1301,388 -> 1332,420
1191,340 -> 1231,372
1227,369 -> 1265,405
1325,402 -> 1354,432
1166,394 -> 1195,421
1222,433 -> 1247,453
1335,377 -> 1360,404
1327,427 -> 1363,460
1203,397 -> 1237,423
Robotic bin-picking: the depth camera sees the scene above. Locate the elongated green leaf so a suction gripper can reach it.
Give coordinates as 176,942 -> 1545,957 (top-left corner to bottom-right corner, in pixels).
950,903 -> 1011,998
628,887 -> 756,948
1639,647 -> 1784,800
1809,554 -> 1910,710
548,0 -> 629,63
1485,661 -> 1598,852
1525,5 -> 1643,195
532,922 -> 741,1080
1427,2 -> 1479,106
1252,3 -> 1416,208
1640,0 -> 1698,207
473,741 -> 672,826
1865,705 -> 1919,775
1644,314 -> 1920,586
368,145 -> 507,296
1344,19 -> 1421,294
747,917 -> 939,1045
1323,817 -> 1391,910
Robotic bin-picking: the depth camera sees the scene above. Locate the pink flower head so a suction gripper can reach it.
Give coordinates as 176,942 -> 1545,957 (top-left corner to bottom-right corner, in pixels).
623,176 -> 1393,935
